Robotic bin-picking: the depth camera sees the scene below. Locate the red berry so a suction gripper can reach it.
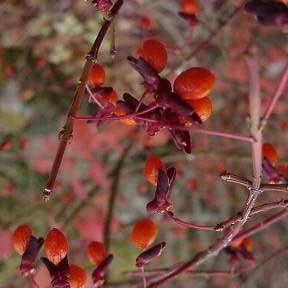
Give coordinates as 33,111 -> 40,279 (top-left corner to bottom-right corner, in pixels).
12,224 -> 32,255
187,97 -> 213,122
173,67 -> 215,101
115,106 -> 137,126
131,219 -> 158,250
88,64 -> 106,87
145,157 -> 165,185
242,238 -> 253,252
137,39 -> 168,73
44,228 -> 68,266
103,89 -> 118,106
180,0 -> 199,15
262,143 -> 278,166
69,264 -> 87,288
140,16 -> 153,31
87,241 -> 107,265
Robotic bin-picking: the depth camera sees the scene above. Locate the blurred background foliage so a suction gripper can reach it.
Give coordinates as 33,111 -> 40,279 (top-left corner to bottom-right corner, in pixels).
0,0 -> 288,287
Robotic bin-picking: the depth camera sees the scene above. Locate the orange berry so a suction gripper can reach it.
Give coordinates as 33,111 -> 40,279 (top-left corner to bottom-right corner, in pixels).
87,241 -> 107,265
242,238 -> 253,252
131,219 -> 158,250
44,228 -> 68,266
69,264 -> 87,288
103,89 -> 118,106
180,0 -> 199,15
88,64 -> 106,87
137,39 -> 168,73
115,106 -> 137,126
140,16 -> 153,31
262,143 -> 278,166
1,141 -> 12,152
144,157 -> 165,185
173,67 -> 215,101
187,97 -> 212,122
12,224 -> 32,255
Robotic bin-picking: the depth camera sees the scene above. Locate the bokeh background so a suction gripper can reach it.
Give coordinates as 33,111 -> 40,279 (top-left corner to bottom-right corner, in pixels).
0,0 -> 288,287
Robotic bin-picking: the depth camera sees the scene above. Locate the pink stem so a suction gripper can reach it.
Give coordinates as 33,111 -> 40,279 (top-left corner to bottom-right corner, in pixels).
165,212 -> 216,231
166,125 -> 253,143
260,62 -> 288,131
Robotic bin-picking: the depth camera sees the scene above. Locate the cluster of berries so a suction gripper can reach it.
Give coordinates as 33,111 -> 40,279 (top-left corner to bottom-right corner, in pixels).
12,225 -> 112,287
82,38 -> 215,154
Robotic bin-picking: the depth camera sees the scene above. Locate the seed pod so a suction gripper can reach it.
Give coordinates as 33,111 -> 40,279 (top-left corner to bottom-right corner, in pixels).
88,64 -> 106,87
69,264 -> 87,288
173,67 -> 215,101
146,170 -> 173,214
131,219 -> 157,250
136,241 -> 166,267
44,228 -> 68,266
92,254 -> 114,288
87,242 -> 107,265
12,224 -> 32,256
145,157 -> 165,185
137,39 -> 168,73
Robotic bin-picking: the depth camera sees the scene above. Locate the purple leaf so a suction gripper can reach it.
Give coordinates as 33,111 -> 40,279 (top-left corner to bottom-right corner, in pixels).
92,254 -> 114,287
178,12 -> 199,26
170,129 -> 192,154
127,56 -> 162,90
146,169 -> 174,214
244,0 -> 288,26
262,158 -> 282,183
20,236 -> 44,277
41,256 -> 70,288
136,242 -> 166,267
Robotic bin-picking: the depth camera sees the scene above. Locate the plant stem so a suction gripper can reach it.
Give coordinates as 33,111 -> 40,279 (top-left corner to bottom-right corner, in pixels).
43,0 -> 124,200
145,55 -> 263,288
104,142 -> 133,250
259,62 -> 288,131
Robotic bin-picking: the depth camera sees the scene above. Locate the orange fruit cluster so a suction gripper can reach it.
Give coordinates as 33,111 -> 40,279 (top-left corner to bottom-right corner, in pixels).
173,67 -> 215,122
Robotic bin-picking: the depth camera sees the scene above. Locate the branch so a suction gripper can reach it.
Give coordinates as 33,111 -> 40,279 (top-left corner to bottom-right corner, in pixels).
232,208 -> 288,244
216,199 -> 288,230
43,0 -> 124,201
146,55 -> 263,288
259,62 -> 288,131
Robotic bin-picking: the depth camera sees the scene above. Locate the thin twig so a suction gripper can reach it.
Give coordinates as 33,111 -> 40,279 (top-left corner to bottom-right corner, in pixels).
104,142 -> 133,250
259,62 -> 288,131
232,208 -> 288,243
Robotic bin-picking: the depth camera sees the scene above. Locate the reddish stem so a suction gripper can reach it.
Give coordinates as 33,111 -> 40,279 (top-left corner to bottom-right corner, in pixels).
43,0 -> 124,199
